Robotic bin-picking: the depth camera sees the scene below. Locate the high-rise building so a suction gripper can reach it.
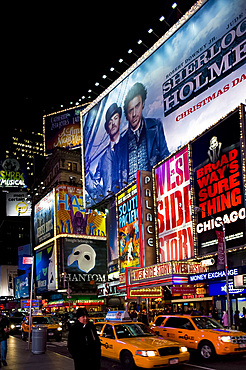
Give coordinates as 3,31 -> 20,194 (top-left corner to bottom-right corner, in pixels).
1,127 -> 45,188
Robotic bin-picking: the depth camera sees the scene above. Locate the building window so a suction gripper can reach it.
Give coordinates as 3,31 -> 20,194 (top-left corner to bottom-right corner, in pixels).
67,162 -> 72,171
72,162 -> 77,172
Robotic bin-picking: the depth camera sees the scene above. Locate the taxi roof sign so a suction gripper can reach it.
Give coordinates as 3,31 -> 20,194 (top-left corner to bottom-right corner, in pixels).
105,311 -> 131,321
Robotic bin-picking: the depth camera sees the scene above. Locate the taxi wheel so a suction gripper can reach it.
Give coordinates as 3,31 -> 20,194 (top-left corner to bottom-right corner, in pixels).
120,350 -> 136,369
198,340 -> 215,360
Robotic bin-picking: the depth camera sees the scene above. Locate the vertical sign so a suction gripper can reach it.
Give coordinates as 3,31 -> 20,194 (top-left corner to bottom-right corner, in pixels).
155,146 -> 194,262
136,171 -> 157,266
192,108 -> 246,254
117,184 -> 140,273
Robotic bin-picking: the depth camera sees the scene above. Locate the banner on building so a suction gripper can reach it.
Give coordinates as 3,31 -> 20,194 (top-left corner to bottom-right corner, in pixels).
6,192 -> 31,216
59,237 -> 107,292
34,190 -> 55,245
56,185 -> 106,237
117,183 -> 140,273
44,104 -> 88,154
82,0 -> 246,207
155,146 -> 194,262
192,107 -> 246,254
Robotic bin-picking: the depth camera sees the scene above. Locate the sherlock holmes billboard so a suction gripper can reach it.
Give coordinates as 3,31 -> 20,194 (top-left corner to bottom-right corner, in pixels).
82,0 -> 246,207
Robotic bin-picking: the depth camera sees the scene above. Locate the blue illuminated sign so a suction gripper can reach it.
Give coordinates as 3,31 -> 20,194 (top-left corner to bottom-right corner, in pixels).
189,268 -> 239,283
209,281 -> 246,296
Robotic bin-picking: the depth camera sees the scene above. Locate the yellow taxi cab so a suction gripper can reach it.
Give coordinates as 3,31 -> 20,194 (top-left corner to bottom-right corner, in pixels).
151,314 -> 246,360
21,312 -> 63,341
94,311 -> 190,369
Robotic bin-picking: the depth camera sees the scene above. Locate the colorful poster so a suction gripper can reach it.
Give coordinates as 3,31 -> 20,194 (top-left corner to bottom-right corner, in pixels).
34,191 -> 54,246
155,147 -> 194,262
56,185 -> 106,237
36,244 -> 56,293
44,105 -> 88,154
61,237 -> 107,292
192,108 -> 246,254
82,0 -> 246,207
14,273 -> 29,299
117,184 -> 140,273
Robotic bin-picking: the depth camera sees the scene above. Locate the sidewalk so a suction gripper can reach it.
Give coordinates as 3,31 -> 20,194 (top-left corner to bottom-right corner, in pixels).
3,336 -> 73,370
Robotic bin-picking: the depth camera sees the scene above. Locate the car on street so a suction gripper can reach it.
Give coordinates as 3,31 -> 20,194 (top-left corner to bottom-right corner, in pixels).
151,314 -> 246,360
9,316 -> 24,334
94,311 -> 190,369
21,314 -> 63,341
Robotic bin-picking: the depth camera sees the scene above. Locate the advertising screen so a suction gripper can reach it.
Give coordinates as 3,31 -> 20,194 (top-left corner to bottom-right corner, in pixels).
44,104 -> 88,154
82,0 -> 245,207
6,192 -> 31,216
60,237 -> 107,292
117,183 -> 140,273
56,185 -> 106,237
34,190 -> 54,246
36,244 -> 56,293
192,108 -> 246,255
14,273 -> 29,299
155,146 -> 194,262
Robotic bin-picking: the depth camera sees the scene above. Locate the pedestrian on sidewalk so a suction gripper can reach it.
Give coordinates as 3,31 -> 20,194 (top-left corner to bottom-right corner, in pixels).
0,312 -> 10,367
222,310 -> 228,329
67,307 -> 101,370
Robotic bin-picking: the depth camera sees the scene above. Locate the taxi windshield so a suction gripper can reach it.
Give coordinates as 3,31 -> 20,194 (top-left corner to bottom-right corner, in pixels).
115,323 -> 154,339
191,317 -> 224,330
32,316 -> 56,325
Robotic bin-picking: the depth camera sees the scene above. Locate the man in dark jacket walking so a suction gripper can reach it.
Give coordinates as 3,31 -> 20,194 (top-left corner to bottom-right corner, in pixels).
68,308 -> 101,370
0,312 -> 10,367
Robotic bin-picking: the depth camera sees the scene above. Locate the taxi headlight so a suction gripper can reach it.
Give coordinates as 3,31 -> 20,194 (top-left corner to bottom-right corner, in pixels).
218,335 -> 231,343
10,324 -> 15,329
57,326 -> 62,331
136,350 -> 157,357
59,322 -> 63,326
180,346 -> 188,353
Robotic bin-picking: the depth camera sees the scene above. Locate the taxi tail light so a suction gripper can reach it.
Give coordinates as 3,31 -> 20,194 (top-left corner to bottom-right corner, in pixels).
135,350 -> 157,357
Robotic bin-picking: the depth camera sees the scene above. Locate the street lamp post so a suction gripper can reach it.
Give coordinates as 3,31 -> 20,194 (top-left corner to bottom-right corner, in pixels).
194,207 -> 231,329
61,272 -> 71,313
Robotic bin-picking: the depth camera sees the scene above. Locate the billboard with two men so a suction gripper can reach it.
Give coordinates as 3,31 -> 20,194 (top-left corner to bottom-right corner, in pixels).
82,0 -> 245,208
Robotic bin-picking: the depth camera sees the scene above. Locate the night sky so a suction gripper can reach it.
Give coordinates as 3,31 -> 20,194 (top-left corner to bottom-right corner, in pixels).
3,0 -> 197,132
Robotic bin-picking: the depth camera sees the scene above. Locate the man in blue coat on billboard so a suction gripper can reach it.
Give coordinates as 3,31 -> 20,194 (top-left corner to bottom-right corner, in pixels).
120,82 -> 169,184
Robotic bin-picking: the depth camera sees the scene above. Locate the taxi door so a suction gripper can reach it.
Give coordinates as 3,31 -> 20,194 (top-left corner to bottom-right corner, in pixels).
163,317 -> 196,348
100,324 -> 117,360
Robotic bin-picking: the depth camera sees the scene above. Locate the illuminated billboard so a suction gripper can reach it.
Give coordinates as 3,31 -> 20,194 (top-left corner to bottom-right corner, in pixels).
56,185 -> 106,237
155,146 -> 194,262
117,183 -> 140,273
192,107 -> 246,254
6,192 -> 31,216
34,190 -> 55,245
82,0 -> 245,207
44,104 -> 88,154
0,158 -> 27,188
36,244 -> 56,293
59,237 -> 107,292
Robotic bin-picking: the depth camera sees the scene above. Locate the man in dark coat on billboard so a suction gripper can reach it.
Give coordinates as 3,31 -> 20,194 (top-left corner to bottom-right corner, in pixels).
119,82 -> 169,184
68,308 -> 101,370
86,103 -> 122,199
